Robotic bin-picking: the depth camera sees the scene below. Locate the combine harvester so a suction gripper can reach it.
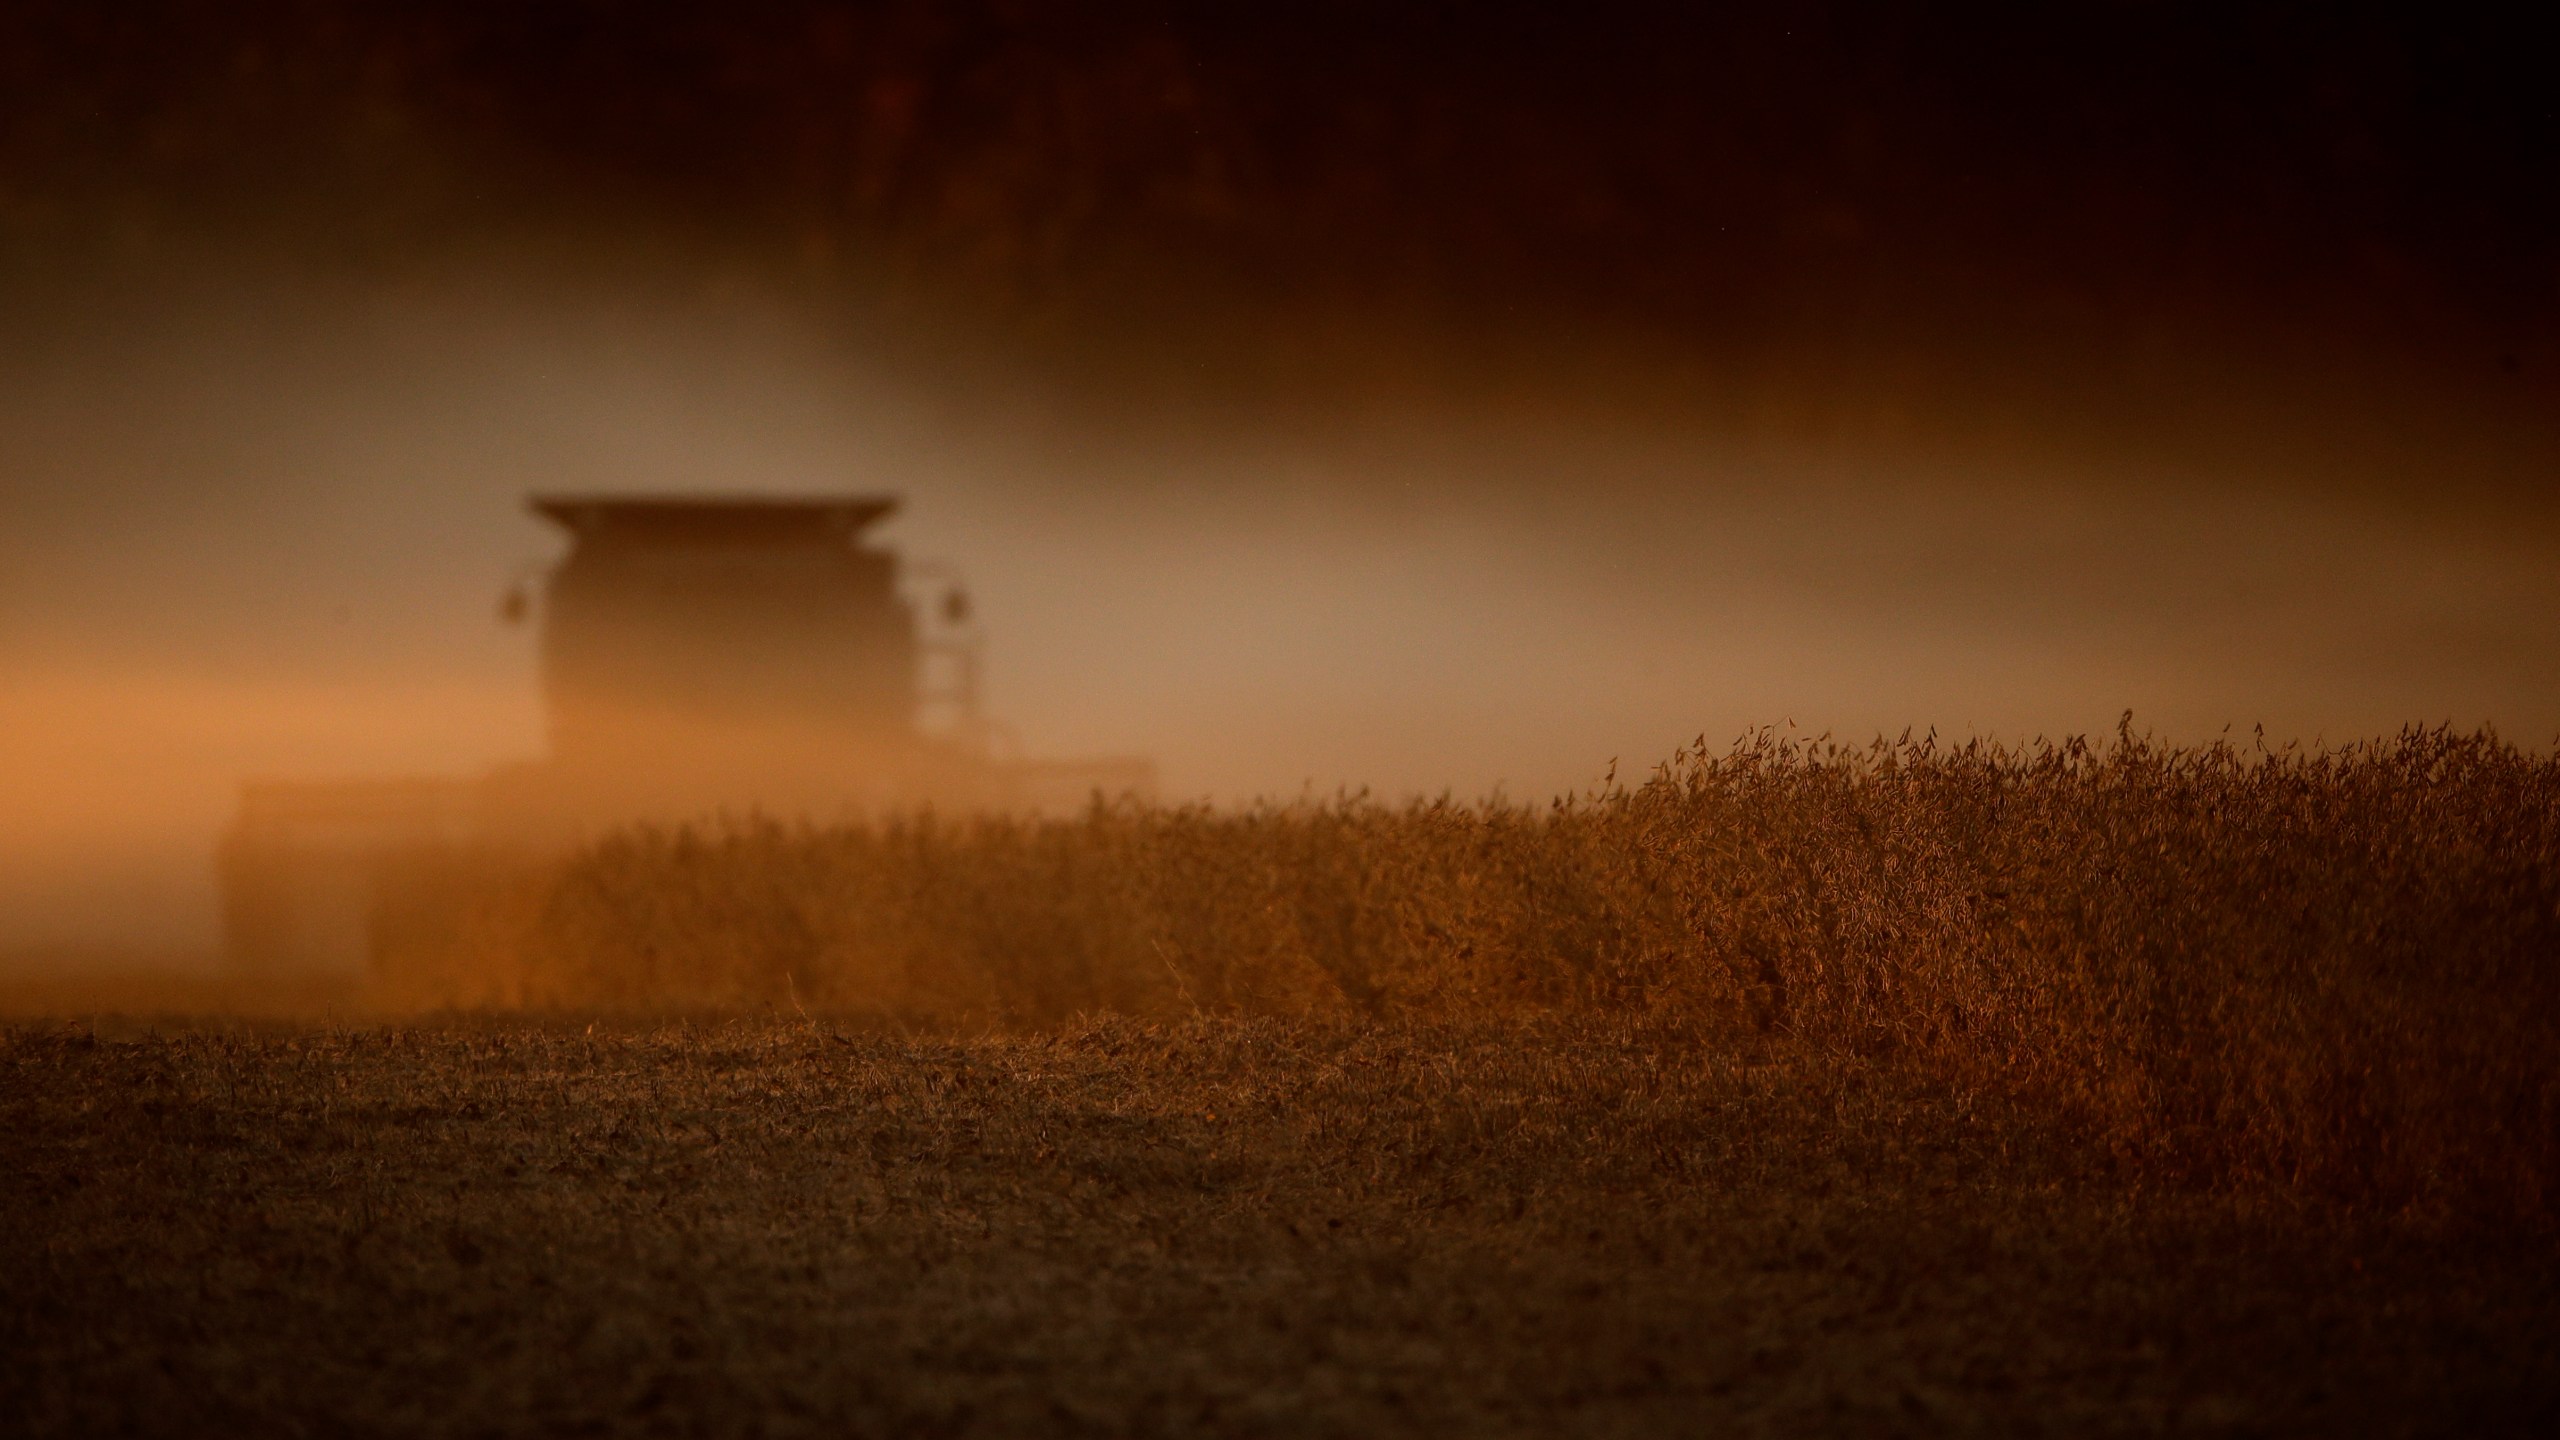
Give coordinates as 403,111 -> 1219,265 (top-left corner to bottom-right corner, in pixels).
218,494 -> 1151,980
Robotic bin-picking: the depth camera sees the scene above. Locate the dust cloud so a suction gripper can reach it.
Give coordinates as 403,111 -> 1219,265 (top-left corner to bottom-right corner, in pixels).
3,3 -> 2555,970
9,259 -> 2555,969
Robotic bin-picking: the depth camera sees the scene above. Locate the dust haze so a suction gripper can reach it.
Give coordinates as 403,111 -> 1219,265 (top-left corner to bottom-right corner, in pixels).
4,3 -> 2556,968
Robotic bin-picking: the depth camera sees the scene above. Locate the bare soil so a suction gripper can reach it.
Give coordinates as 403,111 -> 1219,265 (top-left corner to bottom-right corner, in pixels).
4,1018 -> 2554,1437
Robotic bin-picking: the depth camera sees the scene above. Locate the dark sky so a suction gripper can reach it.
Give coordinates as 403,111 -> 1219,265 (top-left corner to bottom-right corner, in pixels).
8,2 -> 2555,427
4,3 -> 2558,961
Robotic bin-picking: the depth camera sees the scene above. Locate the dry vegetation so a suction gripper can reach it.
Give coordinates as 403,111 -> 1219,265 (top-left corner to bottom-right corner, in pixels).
7,726 -> 2558,1434
394,725 -> 2560,1224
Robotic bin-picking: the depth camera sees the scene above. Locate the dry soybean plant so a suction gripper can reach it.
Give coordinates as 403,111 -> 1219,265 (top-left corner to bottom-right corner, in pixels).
377,723 -> 2560,1222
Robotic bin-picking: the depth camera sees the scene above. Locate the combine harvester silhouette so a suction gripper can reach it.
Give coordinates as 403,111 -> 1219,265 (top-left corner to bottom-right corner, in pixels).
219,494 -> 1151,979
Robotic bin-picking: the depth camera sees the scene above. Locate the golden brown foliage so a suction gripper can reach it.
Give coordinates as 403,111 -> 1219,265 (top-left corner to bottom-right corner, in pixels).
386,725 -> 2560,1222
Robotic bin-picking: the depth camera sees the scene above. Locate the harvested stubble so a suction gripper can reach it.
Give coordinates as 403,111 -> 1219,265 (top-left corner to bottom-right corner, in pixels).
384,725 -> 2560,1225
5,1019 -> 2556,1436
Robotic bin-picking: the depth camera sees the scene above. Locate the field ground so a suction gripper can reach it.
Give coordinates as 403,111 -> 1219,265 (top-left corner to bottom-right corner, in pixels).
5,1017 -> 2554,1437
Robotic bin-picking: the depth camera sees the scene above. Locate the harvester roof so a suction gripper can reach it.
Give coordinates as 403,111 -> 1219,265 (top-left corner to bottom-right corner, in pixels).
530,494 -> 900,544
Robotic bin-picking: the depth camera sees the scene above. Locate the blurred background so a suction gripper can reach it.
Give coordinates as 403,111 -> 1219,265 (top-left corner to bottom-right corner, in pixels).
4,1 -> 2555,968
